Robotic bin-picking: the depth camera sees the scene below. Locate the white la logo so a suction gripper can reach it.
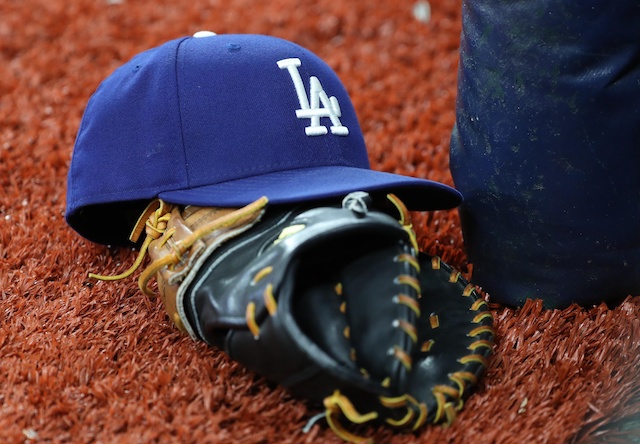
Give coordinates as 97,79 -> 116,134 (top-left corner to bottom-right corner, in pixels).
277,58 -> 349,137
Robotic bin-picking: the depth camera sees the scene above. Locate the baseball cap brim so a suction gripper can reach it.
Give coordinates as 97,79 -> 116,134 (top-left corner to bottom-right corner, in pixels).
66,33 -> 463,246
158,165 -> 462,210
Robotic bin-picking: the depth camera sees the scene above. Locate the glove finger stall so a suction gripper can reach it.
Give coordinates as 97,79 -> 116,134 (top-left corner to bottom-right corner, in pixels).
185,203 -> 417,404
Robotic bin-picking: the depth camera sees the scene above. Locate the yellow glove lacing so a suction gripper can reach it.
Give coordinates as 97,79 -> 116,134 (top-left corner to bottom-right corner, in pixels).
314,194 -> 427,443
89,197 -> 269,297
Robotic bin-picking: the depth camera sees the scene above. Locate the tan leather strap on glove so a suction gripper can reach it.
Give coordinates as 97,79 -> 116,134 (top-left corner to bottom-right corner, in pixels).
90,197 -> 269,334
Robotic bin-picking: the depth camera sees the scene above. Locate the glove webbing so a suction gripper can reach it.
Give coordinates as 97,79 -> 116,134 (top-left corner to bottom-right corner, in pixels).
316,258 -> 494,443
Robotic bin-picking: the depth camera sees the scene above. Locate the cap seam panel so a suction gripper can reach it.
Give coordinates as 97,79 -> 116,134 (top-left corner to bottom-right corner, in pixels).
174,37 -> 192,188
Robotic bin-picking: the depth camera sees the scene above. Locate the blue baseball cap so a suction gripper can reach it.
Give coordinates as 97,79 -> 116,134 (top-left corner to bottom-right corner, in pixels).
66,32 -> 461,245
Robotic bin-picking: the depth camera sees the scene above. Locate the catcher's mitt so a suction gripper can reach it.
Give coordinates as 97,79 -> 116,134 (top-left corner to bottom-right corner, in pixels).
90,192 -> 493,443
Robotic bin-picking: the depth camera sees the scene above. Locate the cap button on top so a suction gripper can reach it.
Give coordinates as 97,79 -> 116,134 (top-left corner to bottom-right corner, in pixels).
193,31 -> 217,38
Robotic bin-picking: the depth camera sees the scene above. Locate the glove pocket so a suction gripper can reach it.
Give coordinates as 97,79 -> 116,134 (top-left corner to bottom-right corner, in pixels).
341,241 -> 422,393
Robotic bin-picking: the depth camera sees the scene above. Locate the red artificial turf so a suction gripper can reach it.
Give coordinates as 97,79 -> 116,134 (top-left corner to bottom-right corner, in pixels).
1,0 -> 639,443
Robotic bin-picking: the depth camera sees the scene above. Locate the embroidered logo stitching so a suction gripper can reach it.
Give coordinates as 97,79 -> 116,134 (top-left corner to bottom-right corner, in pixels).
277,58 -> 349,137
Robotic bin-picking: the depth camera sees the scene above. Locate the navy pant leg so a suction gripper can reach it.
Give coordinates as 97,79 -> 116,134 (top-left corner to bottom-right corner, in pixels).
450,0 -> 640,308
